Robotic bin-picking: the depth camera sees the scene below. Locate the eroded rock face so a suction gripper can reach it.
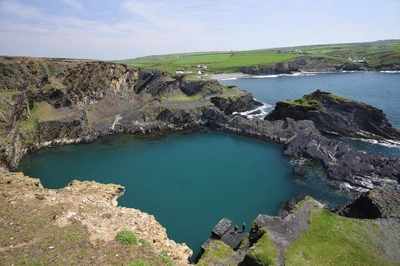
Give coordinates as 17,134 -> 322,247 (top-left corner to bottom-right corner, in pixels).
1,56 -> 254,169
265,90 -> 400,141
336,188 -> 400,219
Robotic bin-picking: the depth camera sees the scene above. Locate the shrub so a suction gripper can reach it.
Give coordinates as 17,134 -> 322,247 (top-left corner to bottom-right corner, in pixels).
115,229 -> 138,245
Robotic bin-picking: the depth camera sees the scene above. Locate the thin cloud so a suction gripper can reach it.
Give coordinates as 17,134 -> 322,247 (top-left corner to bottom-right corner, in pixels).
63,0 -> 84,11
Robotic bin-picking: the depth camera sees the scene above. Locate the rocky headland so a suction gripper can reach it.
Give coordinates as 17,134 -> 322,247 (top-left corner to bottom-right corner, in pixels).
265,90 -> 400,141
1,56 -> 400,265
235,56 -> 400,76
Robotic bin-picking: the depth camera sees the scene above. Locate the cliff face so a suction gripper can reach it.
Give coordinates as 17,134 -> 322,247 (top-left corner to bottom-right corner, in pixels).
0,56 -> 258,169
235,57 -> 367,75
265,90 -> 400,141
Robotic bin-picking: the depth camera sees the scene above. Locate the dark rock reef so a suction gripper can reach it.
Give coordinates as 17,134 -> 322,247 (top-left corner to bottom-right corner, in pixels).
265,89 -> 400,141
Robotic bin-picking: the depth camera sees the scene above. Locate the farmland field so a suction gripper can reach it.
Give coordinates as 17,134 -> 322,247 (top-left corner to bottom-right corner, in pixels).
118,39 -> 400,74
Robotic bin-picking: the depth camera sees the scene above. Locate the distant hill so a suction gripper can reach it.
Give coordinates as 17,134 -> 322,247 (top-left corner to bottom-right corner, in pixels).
117,39 -> 400,75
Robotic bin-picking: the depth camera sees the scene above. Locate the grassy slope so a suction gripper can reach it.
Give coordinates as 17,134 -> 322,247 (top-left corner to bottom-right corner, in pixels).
118,40 -> 400,74
285,209 -> 398,266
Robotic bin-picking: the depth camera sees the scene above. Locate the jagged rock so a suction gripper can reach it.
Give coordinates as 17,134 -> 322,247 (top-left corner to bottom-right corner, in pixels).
265,90 -> 400,141
336,188 -> 400,219
284,130 -> 400,192
293,164 -> 306,178
210,91 -> 263,115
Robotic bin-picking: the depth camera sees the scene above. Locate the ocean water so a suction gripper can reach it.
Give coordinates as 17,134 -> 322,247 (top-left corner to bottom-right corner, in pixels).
220,72 -> 400,158
16,72 -> 400,260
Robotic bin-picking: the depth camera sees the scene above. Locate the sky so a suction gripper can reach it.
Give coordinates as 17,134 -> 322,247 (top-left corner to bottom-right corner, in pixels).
0,0 -> 399,60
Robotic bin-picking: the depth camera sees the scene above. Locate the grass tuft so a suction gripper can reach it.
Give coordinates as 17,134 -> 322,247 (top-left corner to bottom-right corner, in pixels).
115,230 -> 138,246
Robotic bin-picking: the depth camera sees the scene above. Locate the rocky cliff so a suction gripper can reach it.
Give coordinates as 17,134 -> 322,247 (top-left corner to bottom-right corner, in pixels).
235,57 -> 371,75
265,90 -> 400,141
0,56 -> 258,169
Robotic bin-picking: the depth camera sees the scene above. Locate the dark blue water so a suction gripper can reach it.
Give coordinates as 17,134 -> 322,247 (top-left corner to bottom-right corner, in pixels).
16,72 -> 399,260
220,72 -> 400,158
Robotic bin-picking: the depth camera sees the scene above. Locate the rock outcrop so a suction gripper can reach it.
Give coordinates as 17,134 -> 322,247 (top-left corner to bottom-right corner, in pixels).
0,172 -> 192,265
265,90 -> 400,141
336,188 -> 400,219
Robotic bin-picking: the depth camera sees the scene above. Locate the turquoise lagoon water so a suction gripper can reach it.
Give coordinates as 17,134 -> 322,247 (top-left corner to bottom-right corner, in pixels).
16,72 -> 400,260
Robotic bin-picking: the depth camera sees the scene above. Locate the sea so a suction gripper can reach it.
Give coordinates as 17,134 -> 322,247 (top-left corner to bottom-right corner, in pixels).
15,72 -> 400,261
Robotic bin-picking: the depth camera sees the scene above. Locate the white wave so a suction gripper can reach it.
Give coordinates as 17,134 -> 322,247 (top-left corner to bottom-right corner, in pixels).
232,102 -> 272,120
346,137 -> 400,149
380,71 -> 400,74
359,138 -> 400,149
218,77 -> 238,81
245,75 -> 279,79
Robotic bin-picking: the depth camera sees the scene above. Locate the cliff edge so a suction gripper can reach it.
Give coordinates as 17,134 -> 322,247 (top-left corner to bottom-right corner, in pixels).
0,171 -> 192,265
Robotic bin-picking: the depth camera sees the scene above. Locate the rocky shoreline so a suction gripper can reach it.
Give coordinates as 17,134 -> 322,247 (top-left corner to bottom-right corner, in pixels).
1,56 -> 400,265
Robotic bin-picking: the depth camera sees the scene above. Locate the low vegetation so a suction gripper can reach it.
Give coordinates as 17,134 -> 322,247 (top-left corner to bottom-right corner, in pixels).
245,228 -> 279,266
167,93 -> 203,102
281,90 -> 365,108
285,209 -> 397,266
115,230 -> 138,245
197,240 -> 238,266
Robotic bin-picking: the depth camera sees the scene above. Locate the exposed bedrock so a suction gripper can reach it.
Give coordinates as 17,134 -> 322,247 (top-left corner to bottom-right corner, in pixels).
220,115 -> 400,192
336,188 -> 400,219
210,92 -> 263,115
265,90 -> 400,141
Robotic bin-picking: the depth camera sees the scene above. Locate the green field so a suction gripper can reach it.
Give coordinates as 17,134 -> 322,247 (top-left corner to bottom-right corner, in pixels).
118,39 -> 400,74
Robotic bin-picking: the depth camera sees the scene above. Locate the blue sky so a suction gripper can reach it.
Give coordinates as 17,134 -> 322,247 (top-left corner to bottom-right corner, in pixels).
0,0 -> 399,60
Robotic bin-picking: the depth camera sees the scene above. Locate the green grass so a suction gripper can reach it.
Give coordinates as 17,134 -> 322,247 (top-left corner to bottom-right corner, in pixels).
115,230 -> 138,245
172,53 -> 232,65
197,240 -> 238,266
167,93 -> 203,102
246,228 -> 279,266
285,209 -> 396,266
281,90 -> 365,108
118,40 -> 400,74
